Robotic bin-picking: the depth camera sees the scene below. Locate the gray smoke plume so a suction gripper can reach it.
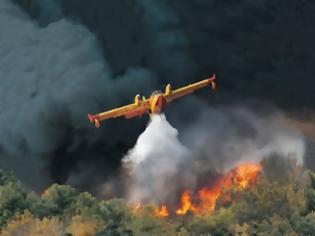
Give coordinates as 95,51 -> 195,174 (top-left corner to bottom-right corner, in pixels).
123,108 -> 305,205
31,0 -> 63,25
11,0 -> 63,26
180,106 -> 305,171
0,0 -> 157,190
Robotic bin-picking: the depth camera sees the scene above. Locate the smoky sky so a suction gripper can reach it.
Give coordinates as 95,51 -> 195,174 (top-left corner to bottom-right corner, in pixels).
1,0 -> 315,192
17,0 -> 315,108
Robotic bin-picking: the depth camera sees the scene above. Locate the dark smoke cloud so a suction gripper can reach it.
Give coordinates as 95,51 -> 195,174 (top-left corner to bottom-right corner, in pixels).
12,0 -> 315,106
0,0 -> 158,190
14,0 -> 198,79
1,0 -> 315,192
20,0 -> 314,109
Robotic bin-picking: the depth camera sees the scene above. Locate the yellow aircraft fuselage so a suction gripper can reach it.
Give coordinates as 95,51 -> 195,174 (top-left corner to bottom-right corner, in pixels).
88,75 -> 216,128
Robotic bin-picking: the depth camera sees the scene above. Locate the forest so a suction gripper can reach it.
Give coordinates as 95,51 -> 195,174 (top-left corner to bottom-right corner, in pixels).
0,157 -> 315,236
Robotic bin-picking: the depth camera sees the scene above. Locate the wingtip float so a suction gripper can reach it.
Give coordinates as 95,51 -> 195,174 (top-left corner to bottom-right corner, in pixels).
88,74 -> 216,128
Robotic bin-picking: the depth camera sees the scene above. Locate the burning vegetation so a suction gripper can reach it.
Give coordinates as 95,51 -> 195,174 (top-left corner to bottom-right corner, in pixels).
0,157 -> 314,235
0,112 -> 309,236
153,162 -> 262,217
1,112 -> 310,236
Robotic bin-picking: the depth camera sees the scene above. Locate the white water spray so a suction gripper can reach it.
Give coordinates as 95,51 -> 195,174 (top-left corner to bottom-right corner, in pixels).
123,114 -> 190,204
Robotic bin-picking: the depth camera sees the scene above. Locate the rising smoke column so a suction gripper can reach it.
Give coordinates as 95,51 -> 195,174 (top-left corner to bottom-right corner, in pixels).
0,0 -> 157,190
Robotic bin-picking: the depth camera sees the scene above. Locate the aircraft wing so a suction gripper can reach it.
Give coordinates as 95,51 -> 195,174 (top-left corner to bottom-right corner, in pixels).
164,75 -> 216,103
88,98 -> 150,128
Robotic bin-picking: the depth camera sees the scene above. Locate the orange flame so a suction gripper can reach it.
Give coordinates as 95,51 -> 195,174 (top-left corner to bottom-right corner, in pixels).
232,162 -> 262,189
134,162 -> 262,217
176,191 -> 193,215
175,162 -> 262,215
154,205 -> 169,217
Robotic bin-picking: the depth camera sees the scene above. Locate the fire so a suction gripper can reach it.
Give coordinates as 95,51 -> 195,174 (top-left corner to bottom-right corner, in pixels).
134,162 -> 262,217
154,205 -> 169,217
175,162 -> 262,215
232,162 -> 263,189
176,187 -> 220,215
176,191 -> 193,215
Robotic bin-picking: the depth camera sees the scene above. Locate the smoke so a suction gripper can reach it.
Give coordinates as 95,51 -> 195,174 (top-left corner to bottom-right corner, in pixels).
30,0 -> 63,25
32,0 -> 315,111
0,0 -> 157,189
123,108 -> 305,205
1,0 -> 314,193
11,0 -> 63,26
180,106 -> 305,171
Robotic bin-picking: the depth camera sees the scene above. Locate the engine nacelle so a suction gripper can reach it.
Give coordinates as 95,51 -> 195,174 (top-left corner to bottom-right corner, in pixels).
165,84 -> 172,95
134,94 -> 140,105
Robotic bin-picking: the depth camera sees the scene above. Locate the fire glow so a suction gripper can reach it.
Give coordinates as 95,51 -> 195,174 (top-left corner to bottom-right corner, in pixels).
154,162 -> 262,217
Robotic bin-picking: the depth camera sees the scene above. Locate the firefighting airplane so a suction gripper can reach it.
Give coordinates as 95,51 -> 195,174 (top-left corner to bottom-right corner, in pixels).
88,75 -> 216,128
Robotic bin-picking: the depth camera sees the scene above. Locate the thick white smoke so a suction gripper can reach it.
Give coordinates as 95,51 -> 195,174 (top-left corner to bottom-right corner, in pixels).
123,107 -> 305,204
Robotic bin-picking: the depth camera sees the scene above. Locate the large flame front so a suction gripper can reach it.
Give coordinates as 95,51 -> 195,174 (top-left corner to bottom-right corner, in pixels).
153,162 -> 262,217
